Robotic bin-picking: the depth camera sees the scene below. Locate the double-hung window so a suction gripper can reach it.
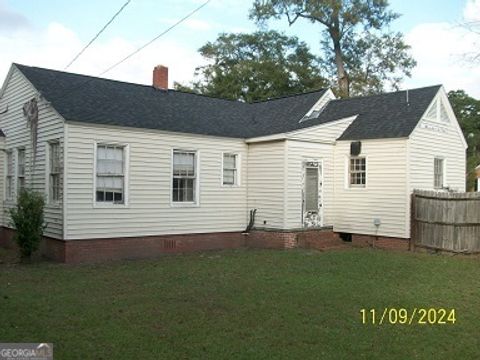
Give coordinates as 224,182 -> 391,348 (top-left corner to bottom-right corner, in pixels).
172,150 -> 196,203
349,157 -> 366,187
49,141 -> 62,203
222,153 -> 238,185
434,157 -> 444,189
6,151 -> 13,199
17,148 -> 25,192
96,144 -> 125,204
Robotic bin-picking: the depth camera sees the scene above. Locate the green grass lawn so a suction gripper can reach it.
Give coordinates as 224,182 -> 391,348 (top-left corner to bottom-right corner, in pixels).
1,248 -> 479,359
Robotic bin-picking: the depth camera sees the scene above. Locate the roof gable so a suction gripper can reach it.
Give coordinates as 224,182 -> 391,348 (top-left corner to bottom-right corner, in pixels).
331,85 -> 442,140
412,87 -> 467,149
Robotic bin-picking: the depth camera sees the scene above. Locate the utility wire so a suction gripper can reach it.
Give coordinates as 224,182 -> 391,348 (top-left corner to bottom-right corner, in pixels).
99,0 -> 211,76
64,0 -> 131,70
55,0 -> 211,102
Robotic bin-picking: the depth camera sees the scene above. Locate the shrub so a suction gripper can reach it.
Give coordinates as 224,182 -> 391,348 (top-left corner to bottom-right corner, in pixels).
9,189 -> 45,261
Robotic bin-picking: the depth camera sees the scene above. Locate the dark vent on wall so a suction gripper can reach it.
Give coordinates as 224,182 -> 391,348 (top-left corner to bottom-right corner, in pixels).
350,141 -> 362,156
163,239 -> 176,250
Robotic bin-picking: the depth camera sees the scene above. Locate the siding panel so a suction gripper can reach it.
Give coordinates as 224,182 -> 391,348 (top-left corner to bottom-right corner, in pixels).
0,67 -> 64,238
333,139 -> 409,238
66,123 -> 248,239
407,90 -> 467,236
284,117 -> 355,229
285,140 -> 335,229
247,141 -> 285,229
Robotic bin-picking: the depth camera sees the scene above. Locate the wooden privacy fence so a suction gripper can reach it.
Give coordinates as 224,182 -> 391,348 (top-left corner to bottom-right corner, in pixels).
411,190 -> 480,253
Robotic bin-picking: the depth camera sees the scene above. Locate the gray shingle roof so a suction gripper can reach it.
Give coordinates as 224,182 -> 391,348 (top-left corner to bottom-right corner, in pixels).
14,64 -> 327,138
319,85 -> 442,140
13,64 -> 440,140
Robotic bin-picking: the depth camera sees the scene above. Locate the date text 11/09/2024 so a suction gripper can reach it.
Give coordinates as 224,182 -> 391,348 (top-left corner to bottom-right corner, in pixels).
360,308 -> 456,325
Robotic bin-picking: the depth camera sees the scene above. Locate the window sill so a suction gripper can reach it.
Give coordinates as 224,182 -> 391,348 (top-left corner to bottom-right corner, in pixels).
170,202 -> 199,208
346,185 -> 367,190
221,184 -> 240,188
93,202 -> 129,209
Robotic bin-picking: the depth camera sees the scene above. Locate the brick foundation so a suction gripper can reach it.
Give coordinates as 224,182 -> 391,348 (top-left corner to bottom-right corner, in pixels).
297,230 -> 345,250
0,226 -> 410,263
63,232 -> 246,263
246,228 -> 346,251
0,227 -> 246,263
245,230 -> 298,249
0,227 -> 66,261
351,234 -> 409,251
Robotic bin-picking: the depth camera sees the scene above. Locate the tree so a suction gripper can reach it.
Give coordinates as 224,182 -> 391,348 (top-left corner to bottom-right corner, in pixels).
250,0 -> 416,97
448,90 -> 480,191
177,30 -> 327,102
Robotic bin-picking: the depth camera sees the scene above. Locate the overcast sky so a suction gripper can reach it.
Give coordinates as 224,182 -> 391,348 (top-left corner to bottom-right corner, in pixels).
1,0 -> 479,97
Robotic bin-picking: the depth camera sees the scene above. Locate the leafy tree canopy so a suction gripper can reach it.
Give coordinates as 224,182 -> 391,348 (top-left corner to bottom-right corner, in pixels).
250,0 -> 416,97
448,90 -> 480,190
175,30 -> 327,102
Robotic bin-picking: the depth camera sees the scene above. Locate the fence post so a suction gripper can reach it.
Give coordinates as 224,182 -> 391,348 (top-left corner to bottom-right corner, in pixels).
409,192 -> 416,252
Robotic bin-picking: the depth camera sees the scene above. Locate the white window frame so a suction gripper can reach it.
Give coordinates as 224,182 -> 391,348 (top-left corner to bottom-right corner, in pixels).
92,142 -> 129,207
46,140 -> 62,205
5,150 -> 13,200
347,156 -> 367,189
221,152 -> 240,187
434,156 -> 446,189
170,149 -> 200,207
17,147 -> 26,193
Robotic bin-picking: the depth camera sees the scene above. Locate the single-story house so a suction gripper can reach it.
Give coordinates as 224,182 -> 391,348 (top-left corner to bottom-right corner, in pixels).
0,63 -> 467,262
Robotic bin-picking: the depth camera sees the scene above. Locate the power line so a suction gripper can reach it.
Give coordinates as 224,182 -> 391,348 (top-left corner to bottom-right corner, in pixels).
55,0 -> 211,102
64,0 -> 131,70
99,0 -> 211,76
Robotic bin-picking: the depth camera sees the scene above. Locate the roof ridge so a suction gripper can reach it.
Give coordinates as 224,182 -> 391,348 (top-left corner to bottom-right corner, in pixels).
14,63 -> 322,105
167,88 -> 245,103
14,62 -> 157,89
252,88 -> 327,103
332,85 -> 443,103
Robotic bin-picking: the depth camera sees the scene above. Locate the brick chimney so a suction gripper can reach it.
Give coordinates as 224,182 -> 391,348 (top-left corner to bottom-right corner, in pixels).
153,65 -> 168,90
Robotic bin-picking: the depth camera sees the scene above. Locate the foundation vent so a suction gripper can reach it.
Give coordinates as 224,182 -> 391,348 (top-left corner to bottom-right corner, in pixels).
163,239 -> 176,250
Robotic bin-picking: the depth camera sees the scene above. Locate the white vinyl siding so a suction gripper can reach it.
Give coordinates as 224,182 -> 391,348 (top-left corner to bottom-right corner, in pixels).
408,91 -> 466,193
288,116 -> 356,143
0,66 -> 64,238
247,141 -> 286,229
284,141 -> 331,229
406,90 -> 466,237
333,139 -> 409,238
283,119 -> 354,229
65,123 -> 248,240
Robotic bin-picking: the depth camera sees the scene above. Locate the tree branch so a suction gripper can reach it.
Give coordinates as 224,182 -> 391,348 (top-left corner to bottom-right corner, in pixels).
297,13 -> 332,28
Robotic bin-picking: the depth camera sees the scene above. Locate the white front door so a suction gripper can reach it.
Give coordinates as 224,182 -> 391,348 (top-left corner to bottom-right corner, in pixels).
302,161 -> 323,228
